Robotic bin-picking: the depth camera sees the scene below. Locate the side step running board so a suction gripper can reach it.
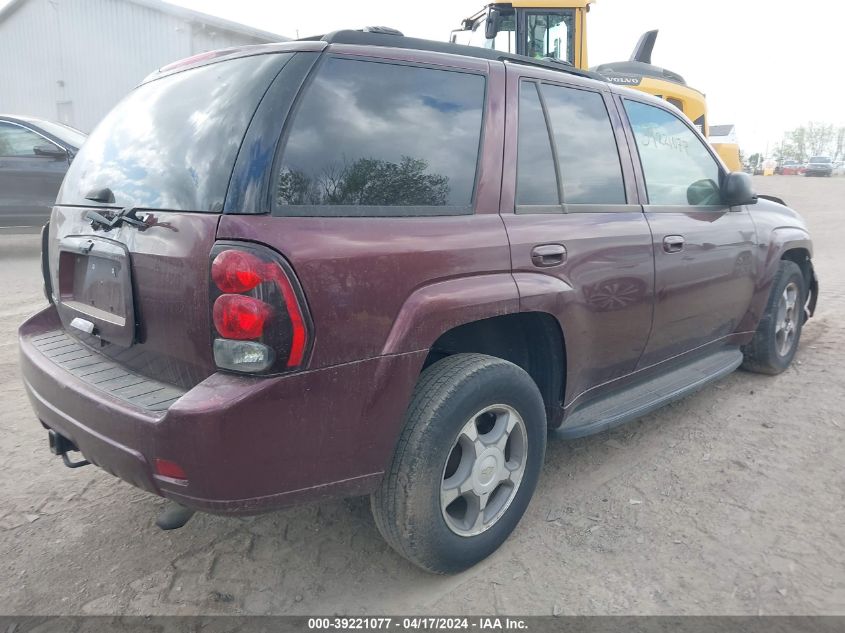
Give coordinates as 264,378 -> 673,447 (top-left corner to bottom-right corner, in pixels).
554,348 -> 743,440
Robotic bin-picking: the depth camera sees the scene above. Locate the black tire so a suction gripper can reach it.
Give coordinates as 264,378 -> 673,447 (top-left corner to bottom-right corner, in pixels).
741,260 -> 806,375
371,353 -> 547,574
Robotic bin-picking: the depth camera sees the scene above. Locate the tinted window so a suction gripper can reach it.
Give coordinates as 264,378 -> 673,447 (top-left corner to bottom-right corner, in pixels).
809,156 -> 830,163
58,54 -> 291,212
275,58 -> 485,214
541,84 -> 626,205
625,100 -> 721,206
0,122 -> 45,156
517,82 -> 559,206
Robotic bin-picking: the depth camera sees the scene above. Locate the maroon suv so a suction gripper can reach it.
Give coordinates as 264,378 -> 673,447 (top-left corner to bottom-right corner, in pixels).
19,30 -> 817,573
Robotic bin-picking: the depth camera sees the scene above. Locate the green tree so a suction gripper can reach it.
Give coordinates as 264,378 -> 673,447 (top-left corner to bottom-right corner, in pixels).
277,156 -> 450,207
778,122 -> 841,162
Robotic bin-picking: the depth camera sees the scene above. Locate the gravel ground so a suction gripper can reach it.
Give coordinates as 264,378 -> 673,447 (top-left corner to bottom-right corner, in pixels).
0,175 -> 843,616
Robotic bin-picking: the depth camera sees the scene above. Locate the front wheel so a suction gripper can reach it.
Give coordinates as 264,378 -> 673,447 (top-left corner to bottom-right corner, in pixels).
371,353 -> 547,574
742,260 -> 807,374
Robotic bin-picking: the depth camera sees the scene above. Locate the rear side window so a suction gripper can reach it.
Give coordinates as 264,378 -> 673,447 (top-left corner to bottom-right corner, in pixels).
541,84 -> 626,205
273,58 -> 485,216
517,82 -> 559,206
58,53 -> 292,212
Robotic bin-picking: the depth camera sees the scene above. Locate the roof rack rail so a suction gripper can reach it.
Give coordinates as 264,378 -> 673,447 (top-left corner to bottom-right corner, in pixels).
304,29 -> 606,82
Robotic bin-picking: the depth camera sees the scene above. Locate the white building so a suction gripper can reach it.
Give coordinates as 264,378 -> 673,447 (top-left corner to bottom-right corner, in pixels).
708,124 -> 738,145
0,0 -> 287,132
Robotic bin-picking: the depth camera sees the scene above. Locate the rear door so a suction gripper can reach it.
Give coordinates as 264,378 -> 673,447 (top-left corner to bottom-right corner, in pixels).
618,96 -> 757,368
501,65 -> 655,407
46,52 -> 295,388
0,121 -> 67,229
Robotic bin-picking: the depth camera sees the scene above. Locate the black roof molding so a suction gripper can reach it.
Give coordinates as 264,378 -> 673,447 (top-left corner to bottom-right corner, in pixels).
306,29 -> 606,81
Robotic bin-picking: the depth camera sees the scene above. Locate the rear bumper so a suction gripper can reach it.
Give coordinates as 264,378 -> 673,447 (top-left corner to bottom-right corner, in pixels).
19,306 -> 425,515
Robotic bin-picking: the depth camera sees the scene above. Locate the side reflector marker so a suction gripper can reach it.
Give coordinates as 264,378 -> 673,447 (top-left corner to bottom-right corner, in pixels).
153,458 -> 188,481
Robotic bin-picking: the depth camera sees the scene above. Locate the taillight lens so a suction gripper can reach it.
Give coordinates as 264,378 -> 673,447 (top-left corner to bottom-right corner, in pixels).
213,295 -> 271,340
211,250 -> 263,294
209,243 -> 312,375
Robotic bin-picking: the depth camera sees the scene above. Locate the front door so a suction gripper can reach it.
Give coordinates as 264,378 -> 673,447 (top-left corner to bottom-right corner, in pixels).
619,97 -> 757,367
501,67 -> 655,407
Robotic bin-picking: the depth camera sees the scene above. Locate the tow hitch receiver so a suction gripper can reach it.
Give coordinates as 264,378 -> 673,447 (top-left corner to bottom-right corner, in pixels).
48,430 -> 90,468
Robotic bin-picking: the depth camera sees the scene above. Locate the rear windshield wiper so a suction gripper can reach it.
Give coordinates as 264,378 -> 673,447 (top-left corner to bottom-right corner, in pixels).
86,207 -> 147,231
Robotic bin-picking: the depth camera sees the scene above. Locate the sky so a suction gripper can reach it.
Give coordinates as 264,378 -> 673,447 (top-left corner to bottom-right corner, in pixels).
163,0 -> 845,156
3,0 -> 844,155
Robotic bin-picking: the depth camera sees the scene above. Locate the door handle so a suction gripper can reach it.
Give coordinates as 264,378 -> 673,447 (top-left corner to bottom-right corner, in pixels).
531,243 -> 567,267
663,235 -> 685,253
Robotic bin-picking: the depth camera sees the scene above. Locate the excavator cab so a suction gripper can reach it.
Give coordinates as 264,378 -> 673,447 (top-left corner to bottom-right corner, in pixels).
452,2 -> 709,138
450,1 -> 591,68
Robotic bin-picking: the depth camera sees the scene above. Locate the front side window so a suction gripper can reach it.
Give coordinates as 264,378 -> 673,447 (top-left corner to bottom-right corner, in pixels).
33,120 -> 86,149
275,58 -> 485,214
0,122 -> 45,157
541,84 -> 626,205
624,100 -> 722,206
525,11 -> 574,62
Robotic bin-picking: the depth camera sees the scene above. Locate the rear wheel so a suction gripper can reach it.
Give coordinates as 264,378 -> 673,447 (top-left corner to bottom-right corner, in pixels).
742,260 -> 806,374
371,353 -> 546,574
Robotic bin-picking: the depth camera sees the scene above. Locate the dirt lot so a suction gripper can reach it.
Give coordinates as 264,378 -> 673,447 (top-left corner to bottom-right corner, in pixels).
0,175 -> 843,616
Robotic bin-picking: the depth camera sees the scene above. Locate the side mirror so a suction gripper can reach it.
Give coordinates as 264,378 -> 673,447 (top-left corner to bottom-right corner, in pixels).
687,179 -> 721,206
722,171 -> 757,207
485,8 -> 500,40
34,144 -> 68,159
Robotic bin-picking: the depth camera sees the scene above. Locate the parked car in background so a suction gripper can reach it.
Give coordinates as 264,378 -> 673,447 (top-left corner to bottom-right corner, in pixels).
804,156 -> 833,177
781,160 -> 802,175
18,32 -> 818,574
0,115 -> 86,229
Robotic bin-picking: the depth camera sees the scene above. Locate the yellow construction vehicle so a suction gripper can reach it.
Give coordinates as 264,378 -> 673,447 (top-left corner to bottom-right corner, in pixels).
451,1 -> 709,135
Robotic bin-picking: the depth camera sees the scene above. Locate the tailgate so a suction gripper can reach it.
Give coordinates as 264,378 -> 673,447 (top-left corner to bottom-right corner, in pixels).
49,207 -> 220,387
40,52 -> 295,390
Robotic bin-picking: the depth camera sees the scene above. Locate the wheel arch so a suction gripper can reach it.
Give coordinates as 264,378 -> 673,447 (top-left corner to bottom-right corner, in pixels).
420,312 -> 567,428
781,246 -> 817,317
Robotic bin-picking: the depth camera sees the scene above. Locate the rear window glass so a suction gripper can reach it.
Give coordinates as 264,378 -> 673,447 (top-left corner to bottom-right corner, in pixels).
58,53 -> 291,212
273,58 -> 485,216
541,84 -> 626,205
809,156 -> 830,163
517,82 -> 559,206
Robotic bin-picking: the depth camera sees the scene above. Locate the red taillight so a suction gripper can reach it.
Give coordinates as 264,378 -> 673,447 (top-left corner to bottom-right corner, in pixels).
209,244 -> 311,374
153,458 -> 187,481
213,294 -> 271,340
211,249 -> 263,293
